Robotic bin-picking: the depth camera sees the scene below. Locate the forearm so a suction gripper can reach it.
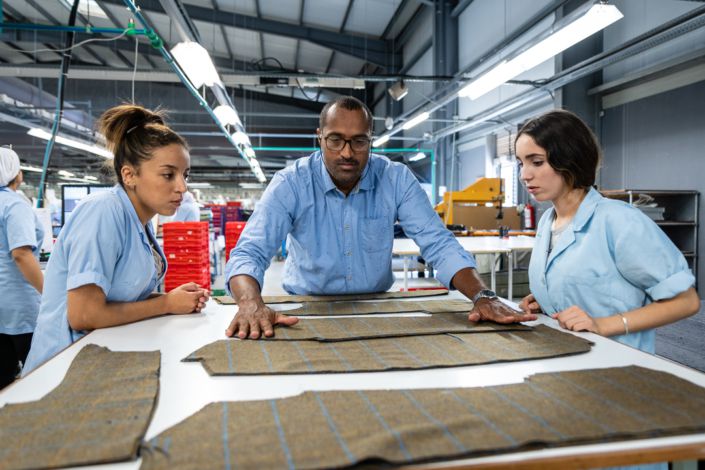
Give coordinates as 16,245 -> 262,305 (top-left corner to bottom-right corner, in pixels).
68,290 -> 169,331
450,267 -> 486,300
598,288 -> 700,336
12,249 -> 43,293
229,274 -> 265,305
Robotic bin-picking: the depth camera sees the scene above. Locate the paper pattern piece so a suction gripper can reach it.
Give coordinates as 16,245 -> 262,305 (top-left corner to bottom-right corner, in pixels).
255,313 -> 530,341
0,345 -> 160,470
213,288 -> 449,305
141,366 -> 705,469
184,325 -> 591,375
283,299 -> 474,316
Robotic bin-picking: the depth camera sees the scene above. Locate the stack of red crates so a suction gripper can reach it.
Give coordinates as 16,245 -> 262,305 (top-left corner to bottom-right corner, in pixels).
163,221 -> 211,292
225,221 -> 246,262
224,201 -> 241,227
205,204 -> 224,236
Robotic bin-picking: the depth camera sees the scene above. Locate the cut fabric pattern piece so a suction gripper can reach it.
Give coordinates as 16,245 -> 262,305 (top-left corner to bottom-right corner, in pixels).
0,345 -> 160,470
259,314 -> 530,341
213,288 -> 449,305
184,325 -> 591,375
140,366 -> 705,470
283,299 -> 474,316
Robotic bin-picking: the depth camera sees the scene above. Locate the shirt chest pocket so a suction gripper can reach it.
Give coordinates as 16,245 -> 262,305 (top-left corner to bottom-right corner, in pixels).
109,251 -> 156,301
361,217 -> 393,253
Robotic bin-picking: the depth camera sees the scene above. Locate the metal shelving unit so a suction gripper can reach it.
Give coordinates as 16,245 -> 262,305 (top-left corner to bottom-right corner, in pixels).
602,189 -> 699,284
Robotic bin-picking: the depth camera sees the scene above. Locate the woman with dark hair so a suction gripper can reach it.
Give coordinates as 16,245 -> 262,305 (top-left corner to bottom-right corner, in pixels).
23,104 -> 209,373
0,147 -> 44,388
517,109 -> 699,353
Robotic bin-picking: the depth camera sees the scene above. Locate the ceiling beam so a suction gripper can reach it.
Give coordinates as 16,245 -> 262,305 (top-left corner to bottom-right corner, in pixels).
100,0 -> 399,68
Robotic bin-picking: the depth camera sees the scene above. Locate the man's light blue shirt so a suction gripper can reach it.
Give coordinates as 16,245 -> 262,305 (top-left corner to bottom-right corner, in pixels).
23,185 -> 166,373
225,152 -> 475,295
529,188 -> 694,353
0,187 -> 44,335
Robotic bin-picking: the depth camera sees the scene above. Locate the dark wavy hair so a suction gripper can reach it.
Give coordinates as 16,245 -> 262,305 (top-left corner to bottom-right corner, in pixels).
516,109 -> 601,189
98,104 -> 188,186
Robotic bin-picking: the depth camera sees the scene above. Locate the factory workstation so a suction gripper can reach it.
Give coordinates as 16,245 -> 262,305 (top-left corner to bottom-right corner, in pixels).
3,0 -> 705,469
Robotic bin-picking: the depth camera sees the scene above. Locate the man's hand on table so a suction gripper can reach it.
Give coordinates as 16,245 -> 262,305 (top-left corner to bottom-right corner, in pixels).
225,299 -> 299,339
468,297 -> 538,323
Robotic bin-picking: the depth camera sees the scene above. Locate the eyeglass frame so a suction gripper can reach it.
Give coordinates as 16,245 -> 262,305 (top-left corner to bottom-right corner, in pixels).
318,133 -> 373,153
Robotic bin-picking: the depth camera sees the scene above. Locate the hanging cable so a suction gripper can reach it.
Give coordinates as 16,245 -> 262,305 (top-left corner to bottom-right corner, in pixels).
37,0 -> 80,208
20,28 -> 130,55
131,35 -> 139,102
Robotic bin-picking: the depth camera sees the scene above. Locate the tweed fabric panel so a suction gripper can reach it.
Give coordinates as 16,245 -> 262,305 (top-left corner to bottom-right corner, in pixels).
284,300 -> 474,316
0,345 -> 160,470
183,325 -> 591,375
140,366 -> 705,469
213,289 -> 449,305
257,314 -> 530,341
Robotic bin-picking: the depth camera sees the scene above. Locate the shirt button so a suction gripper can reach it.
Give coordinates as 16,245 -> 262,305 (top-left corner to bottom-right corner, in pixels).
346,276 -> 352,281
344,225 -> 350,230
346,251 -> 351,256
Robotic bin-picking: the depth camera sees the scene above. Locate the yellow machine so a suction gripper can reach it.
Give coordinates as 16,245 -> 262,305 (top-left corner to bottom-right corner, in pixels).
434,177 -> 505,226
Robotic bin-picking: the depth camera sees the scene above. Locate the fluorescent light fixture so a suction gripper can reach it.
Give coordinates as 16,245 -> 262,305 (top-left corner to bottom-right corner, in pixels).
231,131 -> 251,148
249,159 -> 266,183
372,135 -> 390,148
58,170 -> 75,177
401,112 -> 430,131
170,42 -> 222,88
213,105 -> 242,127
84,175 -> 98,181
27,128 -> 113,159
239,182 -> 265,189
459,3 -> 623,100
187,182 -> 212,188
409,152 -> 427,162
20,164 -> 43,173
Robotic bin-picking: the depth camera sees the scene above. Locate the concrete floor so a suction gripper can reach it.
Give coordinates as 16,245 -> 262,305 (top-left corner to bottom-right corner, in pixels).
216,259 -> 705,372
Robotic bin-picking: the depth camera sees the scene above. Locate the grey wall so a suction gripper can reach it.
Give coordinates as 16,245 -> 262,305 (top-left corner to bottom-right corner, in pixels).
601,80 -> 705,292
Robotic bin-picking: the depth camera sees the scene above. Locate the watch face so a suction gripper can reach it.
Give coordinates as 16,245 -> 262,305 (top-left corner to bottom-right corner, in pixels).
473,289 -> 498,303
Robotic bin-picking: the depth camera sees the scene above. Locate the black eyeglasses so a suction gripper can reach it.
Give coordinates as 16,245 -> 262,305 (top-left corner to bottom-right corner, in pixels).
320,134 -> 371,152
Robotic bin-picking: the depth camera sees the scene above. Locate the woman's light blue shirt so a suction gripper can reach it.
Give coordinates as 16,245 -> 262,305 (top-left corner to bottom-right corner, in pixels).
0,187 -> 45,335
225,152 -> 475,295
529,188 -> 694,353
23,185 -> 166,373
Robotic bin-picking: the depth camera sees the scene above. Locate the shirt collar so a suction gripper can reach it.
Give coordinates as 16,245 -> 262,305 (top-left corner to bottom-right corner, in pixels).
572,187 -> 603,231
114,184 -> 150,238
316,150 -> 374,195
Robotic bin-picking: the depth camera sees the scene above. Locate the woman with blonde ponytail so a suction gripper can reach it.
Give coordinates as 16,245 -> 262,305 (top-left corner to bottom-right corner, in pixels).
23,104 -> 209,373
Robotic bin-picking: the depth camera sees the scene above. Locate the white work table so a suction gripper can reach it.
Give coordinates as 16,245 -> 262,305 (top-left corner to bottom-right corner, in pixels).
2,292 -> 705,469
393,236 -> 535,298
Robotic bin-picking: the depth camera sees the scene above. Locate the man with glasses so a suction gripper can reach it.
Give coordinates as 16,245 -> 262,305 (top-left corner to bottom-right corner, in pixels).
224,96 -> 535,339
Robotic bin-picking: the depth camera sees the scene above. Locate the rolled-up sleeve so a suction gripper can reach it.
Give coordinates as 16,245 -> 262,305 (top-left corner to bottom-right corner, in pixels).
225,173 -> 296,295
612,207 -> 694,301
396,168 -> 475,288
64,203 -> 124,297
6,200 -> 38,251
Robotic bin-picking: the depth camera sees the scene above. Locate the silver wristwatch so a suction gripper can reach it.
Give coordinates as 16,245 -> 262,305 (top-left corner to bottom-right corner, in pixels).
472,289 -> 498,304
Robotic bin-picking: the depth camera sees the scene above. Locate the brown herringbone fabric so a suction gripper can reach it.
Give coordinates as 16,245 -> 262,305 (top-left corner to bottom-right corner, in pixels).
140,366 -> 705,469
184,325 -> 590,375
0,345 -> 160,470
213,289 -> 449,305
256,314 -> 530,341
283,299 -> 474,316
